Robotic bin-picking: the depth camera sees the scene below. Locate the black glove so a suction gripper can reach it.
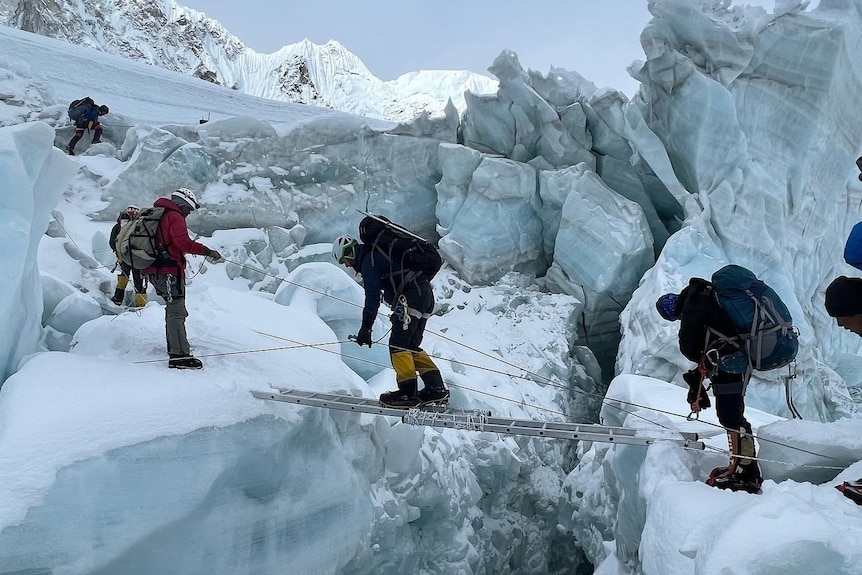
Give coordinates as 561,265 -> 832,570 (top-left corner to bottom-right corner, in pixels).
683,369 -> 711,410
201,246 -> 222,262
355,321 -> 373,347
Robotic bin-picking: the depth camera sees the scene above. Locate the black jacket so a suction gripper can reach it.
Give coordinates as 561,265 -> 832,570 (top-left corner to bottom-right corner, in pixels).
108,213 -> 131,254
677,278 -> 738,363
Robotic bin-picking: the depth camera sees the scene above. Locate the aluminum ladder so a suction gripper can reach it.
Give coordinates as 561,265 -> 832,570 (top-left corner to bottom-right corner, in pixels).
251,388 -> 704,449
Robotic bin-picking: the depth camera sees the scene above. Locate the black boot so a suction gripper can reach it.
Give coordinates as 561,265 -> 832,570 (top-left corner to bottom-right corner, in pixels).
168,355 -> 203,370
380,379 -> 419,408
417,370 -> 449,404
110,287 -> 125,306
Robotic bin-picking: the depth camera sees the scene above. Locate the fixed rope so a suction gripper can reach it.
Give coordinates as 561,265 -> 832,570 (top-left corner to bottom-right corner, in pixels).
94,253 -> 847,468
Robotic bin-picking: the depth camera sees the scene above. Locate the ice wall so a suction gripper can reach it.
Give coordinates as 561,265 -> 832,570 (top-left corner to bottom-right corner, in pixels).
618,0 -> 862,421
91,70 -> 671,376
572,0 -> 862,571
0,122 -> 76,383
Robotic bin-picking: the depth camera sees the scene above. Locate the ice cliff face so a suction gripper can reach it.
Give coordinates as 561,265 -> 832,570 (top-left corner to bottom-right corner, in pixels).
566,0 -> 862,571
0,123 -> 76,382
1,0 -> 496,122
617,0 -> 862,421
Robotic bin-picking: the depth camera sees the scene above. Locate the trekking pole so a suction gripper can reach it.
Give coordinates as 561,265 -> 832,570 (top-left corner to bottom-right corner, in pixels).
356,210 -> 430,242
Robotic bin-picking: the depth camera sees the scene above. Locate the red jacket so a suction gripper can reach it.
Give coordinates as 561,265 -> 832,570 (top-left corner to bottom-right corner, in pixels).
142,197 -> 209,277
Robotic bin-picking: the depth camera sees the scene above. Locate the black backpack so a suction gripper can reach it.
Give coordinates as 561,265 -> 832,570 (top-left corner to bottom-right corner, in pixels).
114,207 -> 167,269
358,214 -> 443,279
68,97 -> 95,122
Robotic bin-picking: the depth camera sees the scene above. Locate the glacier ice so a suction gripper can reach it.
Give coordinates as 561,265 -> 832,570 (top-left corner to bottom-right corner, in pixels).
4,1 -> 862,573
0,121 -> 76,381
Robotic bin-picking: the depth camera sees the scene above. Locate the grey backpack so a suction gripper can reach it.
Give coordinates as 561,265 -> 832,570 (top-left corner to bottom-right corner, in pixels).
115,207 -> 166,269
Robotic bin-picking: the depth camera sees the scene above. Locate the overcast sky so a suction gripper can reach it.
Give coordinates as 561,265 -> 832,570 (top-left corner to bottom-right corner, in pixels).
180,0 -> 776,97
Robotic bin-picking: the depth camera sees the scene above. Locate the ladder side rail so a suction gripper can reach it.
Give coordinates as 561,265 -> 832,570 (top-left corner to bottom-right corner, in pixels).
251,390 -> 409,418
408,417 -> 703,448
253,391 -> 703,449
482,416 -> 638,437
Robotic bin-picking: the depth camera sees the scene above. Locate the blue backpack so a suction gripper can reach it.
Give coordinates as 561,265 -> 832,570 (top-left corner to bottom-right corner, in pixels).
68,97 -> 95,122
709,265 -> 798,373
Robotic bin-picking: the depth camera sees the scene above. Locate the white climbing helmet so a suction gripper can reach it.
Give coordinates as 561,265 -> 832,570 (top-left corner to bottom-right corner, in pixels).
332,235 -> 357,264
171,188 -> 200,211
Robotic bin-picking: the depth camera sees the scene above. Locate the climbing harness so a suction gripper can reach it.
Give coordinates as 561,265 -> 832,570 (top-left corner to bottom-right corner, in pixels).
395,294 -> 410,330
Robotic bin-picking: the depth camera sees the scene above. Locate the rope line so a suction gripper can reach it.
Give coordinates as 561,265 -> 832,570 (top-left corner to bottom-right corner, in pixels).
206,257 -> 849,467
249,331 -> 843,469
96,255 -> 846,469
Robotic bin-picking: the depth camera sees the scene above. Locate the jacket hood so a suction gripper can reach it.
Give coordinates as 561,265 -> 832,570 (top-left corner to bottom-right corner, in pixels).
154,197 -> 184,215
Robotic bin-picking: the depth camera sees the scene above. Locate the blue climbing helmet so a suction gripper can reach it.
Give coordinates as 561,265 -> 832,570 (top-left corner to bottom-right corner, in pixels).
656,293 -> 681,321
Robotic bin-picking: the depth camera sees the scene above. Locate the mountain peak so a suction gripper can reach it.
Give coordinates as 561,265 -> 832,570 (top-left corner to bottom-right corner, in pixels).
3,0 -> 497,122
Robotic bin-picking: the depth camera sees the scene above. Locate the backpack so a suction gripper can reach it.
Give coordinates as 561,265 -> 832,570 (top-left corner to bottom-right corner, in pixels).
114,207 -> 167,269
109,217 -> 130,253
709,264 -> 798,373
358,214 -> 443,280
68,97 -> 95,122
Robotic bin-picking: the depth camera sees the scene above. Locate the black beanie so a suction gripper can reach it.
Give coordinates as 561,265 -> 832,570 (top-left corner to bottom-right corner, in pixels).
825,276 -> 862,317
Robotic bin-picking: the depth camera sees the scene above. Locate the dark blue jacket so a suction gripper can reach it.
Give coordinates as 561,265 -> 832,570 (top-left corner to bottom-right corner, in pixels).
75,106 -> 102,129
351,244 -> 432,323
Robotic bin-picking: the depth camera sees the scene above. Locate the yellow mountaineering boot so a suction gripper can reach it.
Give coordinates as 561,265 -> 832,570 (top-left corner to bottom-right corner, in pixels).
133,292 -> 148,308
111,275 -> 128,305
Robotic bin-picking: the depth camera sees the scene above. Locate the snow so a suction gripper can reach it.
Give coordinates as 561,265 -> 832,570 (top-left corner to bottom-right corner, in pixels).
7,0 -> 499,123
2,1 -> 862,574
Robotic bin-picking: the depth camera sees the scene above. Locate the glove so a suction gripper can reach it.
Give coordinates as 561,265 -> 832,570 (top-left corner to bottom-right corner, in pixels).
355,320 -> 373,347
201,246 -> 221,261
683,368 -> 711,411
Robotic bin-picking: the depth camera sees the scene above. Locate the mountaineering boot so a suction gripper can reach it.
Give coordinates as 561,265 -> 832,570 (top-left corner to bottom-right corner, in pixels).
168,355 -> 203,370
110,287 -> 125,306
380,378 -> 419,408
91,138 -> 101,144
417,386 -> 450,405
707,426 -> 763,494
837,479 -> 862,505
417,369 -> 450,405
707,467 -> 762,494
133,292 -> 148,308
379,390 -> 420,408
65,146 -> 74,156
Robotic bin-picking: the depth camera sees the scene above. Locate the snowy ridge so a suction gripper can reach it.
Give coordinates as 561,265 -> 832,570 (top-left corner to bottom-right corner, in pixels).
2,0 -> 497,121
